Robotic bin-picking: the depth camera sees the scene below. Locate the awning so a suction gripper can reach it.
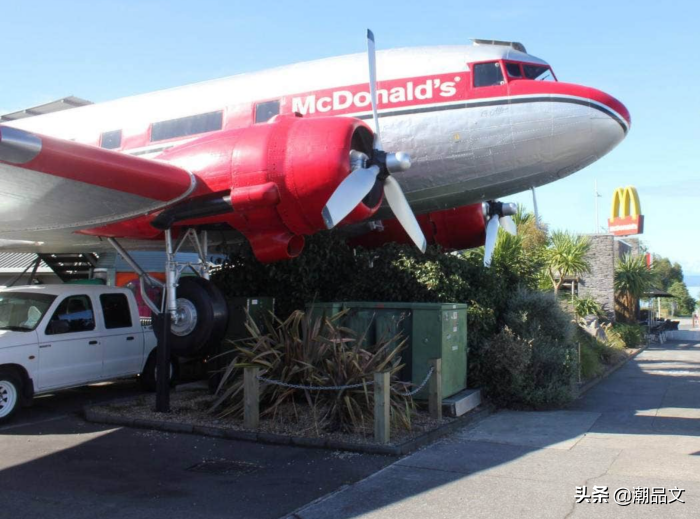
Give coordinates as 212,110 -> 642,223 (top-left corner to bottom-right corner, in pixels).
644,288 -> 675,298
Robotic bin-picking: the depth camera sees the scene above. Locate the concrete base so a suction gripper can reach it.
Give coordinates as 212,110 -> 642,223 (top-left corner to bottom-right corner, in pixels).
666,330 -> 700,341
442,388 -> 481,417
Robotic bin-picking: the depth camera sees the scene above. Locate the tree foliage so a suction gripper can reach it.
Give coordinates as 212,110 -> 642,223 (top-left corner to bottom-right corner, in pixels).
614,254 -> 655,322
667,281 -> 697,316
543,231 -> 591,295
652,255 -> 683,290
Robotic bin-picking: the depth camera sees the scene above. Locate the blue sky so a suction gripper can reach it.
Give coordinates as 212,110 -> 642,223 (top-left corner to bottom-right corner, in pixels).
3,0 -> 699,277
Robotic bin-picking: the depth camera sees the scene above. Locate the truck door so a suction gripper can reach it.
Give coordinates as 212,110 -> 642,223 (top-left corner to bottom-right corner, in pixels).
36,294 -> 103,390
100,293 -> 143,378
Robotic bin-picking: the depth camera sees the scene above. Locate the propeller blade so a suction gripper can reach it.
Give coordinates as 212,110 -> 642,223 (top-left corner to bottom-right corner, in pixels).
366,29 -> 382,151
383,175 -> 426,252
322,165 -> 380,229
499,215 -> 517,236
483,216 -> 500,267
531,186 -> 540,228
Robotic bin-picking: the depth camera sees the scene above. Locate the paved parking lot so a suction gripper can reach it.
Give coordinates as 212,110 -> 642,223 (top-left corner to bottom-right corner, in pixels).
0,380 -> 394,519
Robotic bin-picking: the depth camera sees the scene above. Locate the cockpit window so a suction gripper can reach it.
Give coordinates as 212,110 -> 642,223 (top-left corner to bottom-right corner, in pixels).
473,62 -> 505,87
505,62 -> 523,78
523,64 -> 555,81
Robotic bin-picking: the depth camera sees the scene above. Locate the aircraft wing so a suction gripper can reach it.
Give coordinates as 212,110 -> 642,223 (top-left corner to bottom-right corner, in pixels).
0,126 -> 196,242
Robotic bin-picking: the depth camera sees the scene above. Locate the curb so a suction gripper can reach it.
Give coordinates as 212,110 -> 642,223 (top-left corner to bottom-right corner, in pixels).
576,343 -> 649,397
84,402 -> 492,456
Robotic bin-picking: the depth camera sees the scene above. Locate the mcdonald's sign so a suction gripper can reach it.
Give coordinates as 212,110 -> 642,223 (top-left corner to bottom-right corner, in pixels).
608,186 -> 644,236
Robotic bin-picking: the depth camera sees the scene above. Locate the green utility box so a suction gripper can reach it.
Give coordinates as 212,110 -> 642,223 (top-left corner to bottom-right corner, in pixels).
225,297 -> 276,344
306,302 -> 467,399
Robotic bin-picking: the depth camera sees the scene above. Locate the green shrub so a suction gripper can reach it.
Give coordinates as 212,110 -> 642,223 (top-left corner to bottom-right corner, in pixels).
573,296 -> 604,320
606,323 -> 645,349
209,310 -> 414,433
503,288 -> 574,346
575,326 -> 625,381
579,343 -> 604,379
478,328 -> 533,408
473,290 -> 578,409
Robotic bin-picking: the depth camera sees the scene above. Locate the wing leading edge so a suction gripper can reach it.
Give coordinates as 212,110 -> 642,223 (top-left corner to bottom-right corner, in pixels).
0,126 -> 196,239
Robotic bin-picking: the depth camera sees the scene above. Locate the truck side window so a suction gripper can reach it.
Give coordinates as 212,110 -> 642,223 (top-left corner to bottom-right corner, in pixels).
100,294 -> 132,329
46,295 -> 95,335
473,62 -> 505,87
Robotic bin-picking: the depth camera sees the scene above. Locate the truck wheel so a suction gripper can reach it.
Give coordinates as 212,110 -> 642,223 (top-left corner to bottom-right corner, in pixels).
152,277 -> 229,358
0,369 -> 22,424
140,351 -> 180,392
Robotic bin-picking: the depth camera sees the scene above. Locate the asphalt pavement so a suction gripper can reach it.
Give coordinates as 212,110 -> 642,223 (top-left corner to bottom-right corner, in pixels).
0,380 -> 394,519
290,340 -> 700,519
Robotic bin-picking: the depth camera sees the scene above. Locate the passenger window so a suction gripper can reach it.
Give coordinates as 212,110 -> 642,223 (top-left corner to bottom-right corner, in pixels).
100,130 -> 122,149
151,111 -> 223,142
255,100 -> 280,123
46,295 -> 95,335
100,294 -> 132,329
506,63 -> 523,78
473,62 -> 505,87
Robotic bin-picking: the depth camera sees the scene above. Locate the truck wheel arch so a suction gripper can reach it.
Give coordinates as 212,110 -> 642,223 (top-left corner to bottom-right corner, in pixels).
0,364 -> 34,404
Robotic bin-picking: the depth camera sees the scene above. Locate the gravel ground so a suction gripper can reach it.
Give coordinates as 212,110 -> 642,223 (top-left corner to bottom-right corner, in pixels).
92,388 -> 454,446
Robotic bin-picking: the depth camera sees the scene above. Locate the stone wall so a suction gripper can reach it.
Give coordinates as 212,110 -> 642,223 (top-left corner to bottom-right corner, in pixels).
579,234 -> 616,320
579,235 -> 643,321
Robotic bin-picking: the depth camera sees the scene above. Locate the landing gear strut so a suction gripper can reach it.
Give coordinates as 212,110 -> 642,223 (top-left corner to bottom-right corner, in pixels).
108,229 -> 229,412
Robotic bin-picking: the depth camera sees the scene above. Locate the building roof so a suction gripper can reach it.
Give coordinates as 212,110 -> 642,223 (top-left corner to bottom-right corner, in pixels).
0,253 -> 52,273
1,96 -> 92,122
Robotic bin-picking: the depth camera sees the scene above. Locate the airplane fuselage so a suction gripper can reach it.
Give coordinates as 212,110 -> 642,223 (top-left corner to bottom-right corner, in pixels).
1,42 -> 629,252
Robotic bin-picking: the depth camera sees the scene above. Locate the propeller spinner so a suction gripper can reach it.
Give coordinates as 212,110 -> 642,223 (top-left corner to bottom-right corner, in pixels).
321,30 -> 427,253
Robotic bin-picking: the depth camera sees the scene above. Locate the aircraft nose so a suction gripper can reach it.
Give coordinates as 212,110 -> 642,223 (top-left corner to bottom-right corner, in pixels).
585,87 -> 631,131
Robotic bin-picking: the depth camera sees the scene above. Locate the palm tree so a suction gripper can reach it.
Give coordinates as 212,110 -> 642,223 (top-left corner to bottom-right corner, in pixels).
614,254 -> 655,322
512,205 -> 548,254
543,231 -> 591,296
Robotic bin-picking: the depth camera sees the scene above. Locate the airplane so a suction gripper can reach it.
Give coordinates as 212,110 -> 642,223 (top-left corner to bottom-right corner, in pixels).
0,32 -> 630,358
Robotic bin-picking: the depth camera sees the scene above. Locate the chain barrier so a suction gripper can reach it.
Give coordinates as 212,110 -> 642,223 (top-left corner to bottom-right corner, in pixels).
256,366 -> 435,395
256,375 -> 373,391
391,367 -> 434,396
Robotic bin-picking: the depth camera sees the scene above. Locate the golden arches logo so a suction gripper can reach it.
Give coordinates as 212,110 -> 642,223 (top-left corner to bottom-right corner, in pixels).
608,186 -> 643,236
610,186 -> 641,219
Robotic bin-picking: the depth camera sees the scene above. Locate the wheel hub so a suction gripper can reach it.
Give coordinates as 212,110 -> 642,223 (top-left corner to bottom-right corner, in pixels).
171,298 -> 198,337
0,380 -> 18,419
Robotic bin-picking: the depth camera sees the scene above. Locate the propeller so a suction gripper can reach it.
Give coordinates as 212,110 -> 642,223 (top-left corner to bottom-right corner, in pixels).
482,201 -> 517,267
531,186 -> 540,228
321,30 -> 427,253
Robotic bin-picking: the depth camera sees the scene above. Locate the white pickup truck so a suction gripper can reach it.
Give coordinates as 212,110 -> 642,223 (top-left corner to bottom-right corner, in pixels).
0,284 -> 175,423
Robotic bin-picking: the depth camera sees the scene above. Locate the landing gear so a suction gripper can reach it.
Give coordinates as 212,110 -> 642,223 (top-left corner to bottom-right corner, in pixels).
152,276 -> 228,357
108,229 -> 229,412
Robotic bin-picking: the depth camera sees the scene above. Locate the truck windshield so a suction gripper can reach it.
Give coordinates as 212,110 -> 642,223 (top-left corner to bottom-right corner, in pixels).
0,292 -> 57,332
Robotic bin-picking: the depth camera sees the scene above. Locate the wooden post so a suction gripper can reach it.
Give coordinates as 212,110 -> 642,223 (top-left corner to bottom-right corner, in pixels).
244,366 -> 260,429
429,358 -> 442,420
374,371 -> 390,444
578,342 -> 582,384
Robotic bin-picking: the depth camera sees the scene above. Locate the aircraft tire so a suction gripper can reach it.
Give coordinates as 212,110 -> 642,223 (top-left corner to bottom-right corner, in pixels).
153,277 -> 229,358
140,351 -> 180,392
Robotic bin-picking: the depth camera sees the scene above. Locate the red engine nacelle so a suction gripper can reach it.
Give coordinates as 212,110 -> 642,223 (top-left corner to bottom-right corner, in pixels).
86,115 -> 378,262
351,203 -> 487,251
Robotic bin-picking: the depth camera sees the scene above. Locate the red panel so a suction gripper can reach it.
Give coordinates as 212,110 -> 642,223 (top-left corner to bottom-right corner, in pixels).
507,80 -> 630,127
351,204 -> 486,251
608,215 -> 644,236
